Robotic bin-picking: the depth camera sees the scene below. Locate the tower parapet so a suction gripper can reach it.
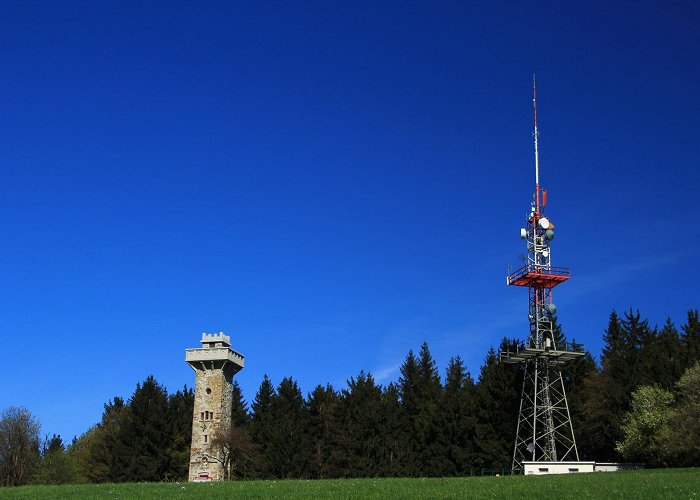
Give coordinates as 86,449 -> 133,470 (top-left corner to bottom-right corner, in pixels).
186,331 -> 244,481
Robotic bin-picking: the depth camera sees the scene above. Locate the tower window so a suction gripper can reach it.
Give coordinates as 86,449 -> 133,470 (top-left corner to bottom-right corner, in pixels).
204,435 -> 208,443
206,388 -> 212,395
200,412 -> 204,421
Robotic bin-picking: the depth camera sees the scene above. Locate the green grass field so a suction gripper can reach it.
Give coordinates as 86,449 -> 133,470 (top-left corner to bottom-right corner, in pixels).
1,468 -> 697,499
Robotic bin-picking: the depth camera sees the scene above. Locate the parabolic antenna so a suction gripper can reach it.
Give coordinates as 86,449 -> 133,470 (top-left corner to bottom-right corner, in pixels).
538,217 -> 550,230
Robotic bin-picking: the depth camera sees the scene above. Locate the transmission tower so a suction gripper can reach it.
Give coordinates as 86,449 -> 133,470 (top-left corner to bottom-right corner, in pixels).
500,78 -> 586,474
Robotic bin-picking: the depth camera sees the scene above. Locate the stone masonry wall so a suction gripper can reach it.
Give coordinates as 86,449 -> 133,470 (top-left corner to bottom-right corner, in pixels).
189,362 -> 234,481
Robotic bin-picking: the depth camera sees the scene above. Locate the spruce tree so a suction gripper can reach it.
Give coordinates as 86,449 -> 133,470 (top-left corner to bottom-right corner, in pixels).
583,309 -> 651,461
231,381 -> 249,428
473,339 -> 521,469
115,376 -> 170,482
650,319 -> 684,390
267,377 -> 309,478
76,396 -> 126,483
166,386 -> 194,480
397,349 -> 421,475
563,349 -> 597,460
442,356 -> 477,474
682,309 -> 700,369
399,344 -> 448,476
335,372 -> 384,477
306,384 -> 339,478
378,382 -> 405,477
250,375 -> 276,478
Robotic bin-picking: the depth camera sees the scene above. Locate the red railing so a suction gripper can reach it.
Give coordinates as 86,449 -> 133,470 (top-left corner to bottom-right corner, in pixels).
507,264 -> 571,285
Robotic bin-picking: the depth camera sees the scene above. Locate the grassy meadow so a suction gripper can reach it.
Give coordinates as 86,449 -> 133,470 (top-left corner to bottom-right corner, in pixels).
1,468 -> 697,499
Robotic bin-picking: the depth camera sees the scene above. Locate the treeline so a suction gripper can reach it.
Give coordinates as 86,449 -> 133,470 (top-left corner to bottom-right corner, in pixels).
1,309 -> 698,485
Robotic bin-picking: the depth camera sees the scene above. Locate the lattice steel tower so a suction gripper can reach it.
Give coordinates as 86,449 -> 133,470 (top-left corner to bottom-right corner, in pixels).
500,78 -> 585,474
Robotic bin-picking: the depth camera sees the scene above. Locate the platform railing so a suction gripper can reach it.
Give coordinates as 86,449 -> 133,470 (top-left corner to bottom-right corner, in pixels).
507,264 -> 571,284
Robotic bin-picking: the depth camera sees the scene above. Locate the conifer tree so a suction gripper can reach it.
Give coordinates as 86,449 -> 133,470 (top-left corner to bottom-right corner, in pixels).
582,309 -> 653,461
398,344 -> 447,475
682,309 -> 700,369
649,319 -> 684,389
250,375 -> 276,478
74,396 -> 127,483
442,356 -> 477,474
398,349 -> 421,476
306,384 -> 339,478
231,381 -> 249,428
166,386 -> 194,480
563,349 -> 597,460
473,339 -> 521,469
335,372 -> 384,477
267,377 -> 309,478
378,382 -> 404,477
115,376 -> 170,482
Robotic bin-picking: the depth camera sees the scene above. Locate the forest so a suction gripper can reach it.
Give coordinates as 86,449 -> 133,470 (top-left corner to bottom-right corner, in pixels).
1,308 -> 699,486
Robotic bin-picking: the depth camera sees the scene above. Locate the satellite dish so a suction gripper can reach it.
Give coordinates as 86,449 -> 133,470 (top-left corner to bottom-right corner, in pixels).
545,229 -> 555,240
538,217 -> 550,229
542,250 -> 549,258
520,228 -> 527,239
527,443 -> 535,453
547,303 -> 557,315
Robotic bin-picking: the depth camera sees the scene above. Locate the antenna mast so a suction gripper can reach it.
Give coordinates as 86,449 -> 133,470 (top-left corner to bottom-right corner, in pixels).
533,75 -> 540,216
501,79 -> 586,474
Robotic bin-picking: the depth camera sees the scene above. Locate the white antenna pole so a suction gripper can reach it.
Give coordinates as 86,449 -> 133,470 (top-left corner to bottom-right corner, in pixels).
533,75 -> 541,214
533,75 -> 539,185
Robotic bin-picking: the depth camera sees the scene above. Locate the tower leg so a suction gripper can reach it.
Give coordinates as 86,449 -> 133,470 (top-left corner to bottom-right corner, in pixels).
511,359 -> 580,473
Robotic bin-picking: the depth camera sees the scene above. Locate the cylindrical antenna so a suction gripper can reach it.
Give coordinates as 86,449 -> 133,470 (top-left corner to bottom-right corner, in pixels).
533,75 -> 541,215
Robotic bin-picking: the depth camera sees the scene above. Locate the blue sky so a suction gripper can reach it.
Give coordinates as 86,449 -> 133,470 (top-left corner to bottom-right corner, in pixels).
1,1 -> 699,441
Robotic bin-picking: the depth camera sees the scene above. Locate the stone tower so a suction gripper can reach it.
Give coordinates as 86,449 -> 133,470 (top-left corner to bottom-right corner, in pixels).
185,332 -> 244,481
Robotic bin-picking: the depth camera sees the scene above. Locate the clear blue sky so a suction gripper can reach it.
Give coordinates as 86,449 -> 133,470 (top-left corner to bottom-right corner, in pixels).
1,1 -> 698,441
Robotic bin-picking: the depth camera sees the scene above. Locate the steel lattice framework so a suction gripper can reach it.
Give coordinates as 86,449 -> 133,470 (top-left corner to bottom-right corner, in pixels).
500,78 -> 585,474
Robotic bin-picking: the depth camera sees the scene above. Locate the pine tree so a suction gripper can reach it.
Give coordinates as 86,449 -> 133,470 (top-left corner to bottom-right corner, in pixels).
681,309 -> 700,369
114,376 -> 170,482
341,371 -> 397,477
473,339 -> 521,469
582,309 -> 654,461
398,349 -> 421,475
250,375 -> 276,478
398,344 -> 447,476
267,377 -> 309,478
563,349 -> 597,460
582,311 -> 627,461
442,356 -> 477,474
306,384 -> 339,478
378,382 -> 405,477
549,314 -> 599,460
231,381 -> 249,428
73,396 -> 127,483
650,319 -> 684,390
619,309 -> 654,387
166,386 -> 194,480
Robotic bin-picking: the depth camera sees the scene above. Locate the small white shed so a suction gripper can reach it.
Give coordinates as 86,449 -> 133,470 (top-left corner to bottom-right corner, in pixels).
523,461 -> 596,475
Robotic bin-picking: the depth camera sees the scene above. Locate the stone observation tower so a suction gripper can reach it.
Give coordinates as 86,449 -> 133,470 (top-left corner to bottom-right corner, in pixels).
185,332 -> 244,481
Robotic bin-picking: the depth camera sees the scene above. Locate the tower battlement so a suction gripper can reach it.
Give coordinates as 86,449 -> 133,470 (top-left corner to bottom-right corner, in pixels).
200,332 -> 231,348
